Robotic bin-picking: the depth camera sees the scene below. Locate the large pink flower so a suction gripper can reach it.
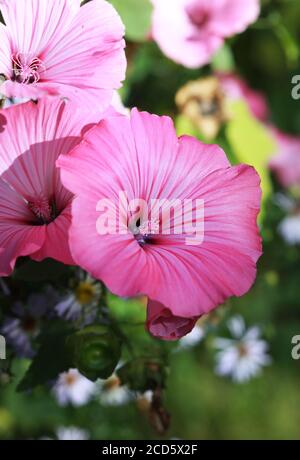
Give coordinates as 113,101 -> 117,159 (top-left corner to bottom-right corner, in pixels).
269,128 -> 300,188
218,73 -> 269,122
0,0 -> 126,111
0,98 -> 101,276
58,109 -> 262,340
151,0 -> 260,68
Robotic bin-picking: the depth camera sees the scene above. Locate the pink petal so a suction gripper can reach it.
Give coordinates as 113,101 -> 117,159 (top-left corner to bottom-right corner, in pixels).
269,127 -> 300,188
0,179 -> 45,275
0,23 -> 12,77
0,79 -> 60,99
31,204 -> 74,265
0,224 -> 45,276
208,0 -> 260,37
58,109 -> 262,324
218,72 -> 269,122
151,0 -> 223,68
0,99 -> 99,200
0,98 -> 101,272
151,0 -> 259,68
0,0 -> 126,109
65,196 -> 148,293
146,300 -> 199,340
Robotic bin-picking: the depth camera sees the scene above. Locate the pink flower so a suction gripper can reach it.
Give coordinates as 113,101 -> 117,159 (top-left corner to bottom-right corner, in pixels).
218,73 -> 269,122
0,98 -> 101,276
269,128 -> 300,188
151,0 -> 260,68
0,0 -> 126,111
58,109 -> 262,340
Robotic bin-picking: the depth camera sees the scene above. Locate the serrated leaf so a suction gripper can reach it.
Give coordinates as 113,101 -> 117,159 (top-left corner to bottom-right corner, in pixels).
109,0 -> 152,42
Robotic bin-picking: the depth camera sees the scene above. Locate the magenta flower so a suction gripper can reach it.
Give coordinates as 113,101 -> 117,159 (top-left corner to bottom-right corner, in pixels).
218,73 -> 269,122
151,0 -> 260,68
58,109 -> 262,340
269,128 -> 300,188
0,98 -> 101,276
0,0 -> 126,110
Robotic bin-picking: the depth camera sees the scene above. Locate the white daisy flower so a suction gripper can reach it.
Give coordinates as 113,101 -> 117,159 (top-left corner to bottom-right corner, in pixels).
56,426 -> 89,441
279,215 -> 300,245
53,369 -> 96,407
275,193 -> 300,245
55,275 -> 101,324
177,324 -> 205,350
214,316 -> 271,383
98,374 -> 132,406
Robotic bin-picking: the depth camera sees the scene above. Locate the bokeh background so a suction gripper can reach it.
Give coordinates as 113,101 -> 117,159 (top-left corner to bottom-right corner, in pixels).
0,0 -> 300,440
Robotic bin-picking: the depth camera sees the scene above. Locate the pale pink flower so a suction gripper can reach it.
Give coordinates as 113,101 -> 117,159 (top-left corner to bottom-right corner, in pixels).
269,128 -> 300,188
151,0 -> 260,68
218,73 -> 269,122
0,98 -> 101,276
58,109 -> 262,340
0,0 -> 126,111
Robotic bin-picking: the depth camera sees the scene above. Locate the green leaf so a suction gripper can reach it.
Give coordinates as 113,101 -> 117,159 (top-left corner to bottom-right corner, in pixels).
117,357 -> 169,392
226,101 -> 275,219
175,114 -> 199,138
211,44 -> 235,72
17,321 -> 74,392
109,0 -> 152,42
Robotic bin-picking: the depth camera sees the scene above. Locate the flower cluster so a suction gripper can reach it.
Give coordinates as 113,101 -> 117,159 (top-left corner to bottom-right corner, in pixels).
0,0 -> 264,344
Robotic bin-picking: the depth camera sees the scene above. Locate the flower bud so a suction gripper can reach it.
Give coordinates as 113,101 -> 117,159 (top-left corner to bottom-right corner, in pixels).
67,325 -> 122,381
147,301 -> 199,340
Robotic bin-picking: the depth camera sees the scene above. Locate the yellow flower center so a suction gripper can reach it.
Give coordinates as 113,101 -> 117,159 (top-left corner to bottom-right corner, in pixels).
75,281 -> 97,306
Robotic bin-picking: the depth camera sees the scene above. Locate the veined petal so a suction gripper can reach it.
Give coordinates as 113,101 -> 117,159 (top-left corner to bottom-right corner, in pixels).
0,23 -> 12,76
58,109 -> 262,338
0,98 -> 101,272
0,0 -> 126,109
0,223 -> 45,276
31,204 -> 74,265
0,0 -> 80,57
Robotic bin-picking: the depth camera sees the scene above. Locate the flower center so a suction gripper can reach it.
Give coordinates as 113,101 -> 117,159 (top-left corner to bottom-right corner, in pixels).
132,217 -> 160,246
21,316 -> 38,333
238,343 -> 249,358
75,282 -> 97,306
198,96 -> 220,117
28,195 -> 57,225
64,373 -> 78,387
186,4 -> 210,28
103,376 -> 121,392
12,53 -> 45,85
